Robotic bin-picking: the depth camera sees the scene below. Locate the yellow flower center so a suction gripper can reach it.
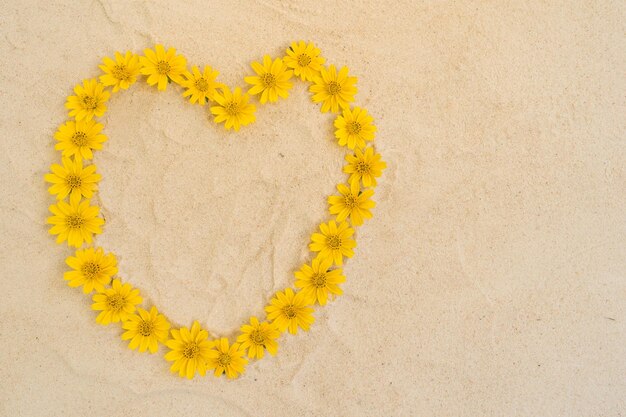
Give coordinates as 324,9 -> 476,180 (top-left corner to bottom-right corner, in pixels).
81,262 -> 101,279
225,101 -> 240,116
194,78 -> 209,92
138,320 -> 154,337
183,342 -> 199,359
66,214 -> 84,229
250,329 -> 265,345
283,305 -> 297,319
66,174 -> 82,189
344,194 -> 357,209
112,64 -> 131,81
81,95 -> 97,110
157,60 -> 171,75
355,161 -> 370,174
327,235 -> 342,250
312,273 -> 327,288
106,294 -> 125,311
327,81 -> 341,95
218,353 -> 232,366
261,73 -> 276,88
346,121 -> 362,135
297,54 -> 312,67
344,194 -> 358,209
71,131 -> 88,147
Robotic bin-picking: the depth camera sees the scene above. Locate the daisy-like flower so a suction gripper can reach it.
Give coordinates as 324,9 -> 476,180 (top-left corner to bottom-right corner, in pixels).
165,321 -> 214,379
99,51 -> 142,92
44,156 -> 101,200
236,316 -> 280,359
91,278 -> 143,325
283,40 -> 325,81
139,44 -> 187,90
309,65 -> 357,113
265,288 -> 314,335
309,220 -> 356,266
210,87 -> 256,131
207,338 -> 249,379
328,180 -> 376,226
47,194 -> 104,248
244,55 -> 293,104
121,306 -> 171,354
63,247 -> 118,294
54,120 -> 107,161
295,257 -> 345,306
334,107 -> 376,150
181,65 -> 223,105
344,147 -> 386,187
65,79 -> 110,121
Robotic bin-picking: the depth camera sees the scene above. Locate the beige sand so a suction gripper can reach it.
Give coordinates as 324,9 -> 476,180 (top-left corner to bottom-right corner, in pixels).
1,1 -> 625,416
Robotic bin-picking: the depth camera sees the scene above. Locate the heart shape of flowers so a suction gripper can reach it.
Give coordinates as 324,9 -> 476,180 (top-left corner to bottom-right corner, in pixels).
45,42 -> 386,379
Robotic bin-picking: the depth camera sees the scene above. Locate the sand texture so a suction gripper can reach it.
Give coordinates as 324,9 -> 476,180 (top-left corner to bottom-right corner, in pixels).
1,1 -> 625,416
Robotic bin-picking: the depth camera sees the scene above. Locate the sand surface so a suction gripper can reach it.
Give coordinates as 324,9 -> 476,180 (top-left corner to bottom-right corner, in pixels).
1,1 -> 625,416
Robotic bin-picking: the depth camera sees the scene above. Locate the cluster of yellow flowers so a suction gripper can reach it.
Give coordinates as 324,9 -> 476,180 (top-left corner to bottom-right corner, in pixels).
46,42 -> 387,379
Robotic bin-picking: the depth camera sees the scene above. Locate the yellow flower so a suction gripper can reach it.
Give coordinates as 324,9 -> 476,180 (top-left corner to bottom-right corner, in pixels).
245,55 -> 293,104
91,278 -> 143,325
309,220 -> 356,266
54,120 -> 107,161
344,147 -> 386,187
99,51 -> 141,92
210,87 -> 256,131
328,180 -> 376,226
283,40 -> 325,81
236,316 -> 280,359
334,107 -> 376,150
309,65 -> 357,113
207,338 -> 249,379
295,257 -> 345,306
121,307 -> 171,354
63,247 -> 118,294
265,288 -> 314,335
139,44 -> 187,90
181,65 -> 223,105
65,79 -> 110,121
44,156 -> 101,200
165,321 -> 214,379
47,194 -> 104,248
